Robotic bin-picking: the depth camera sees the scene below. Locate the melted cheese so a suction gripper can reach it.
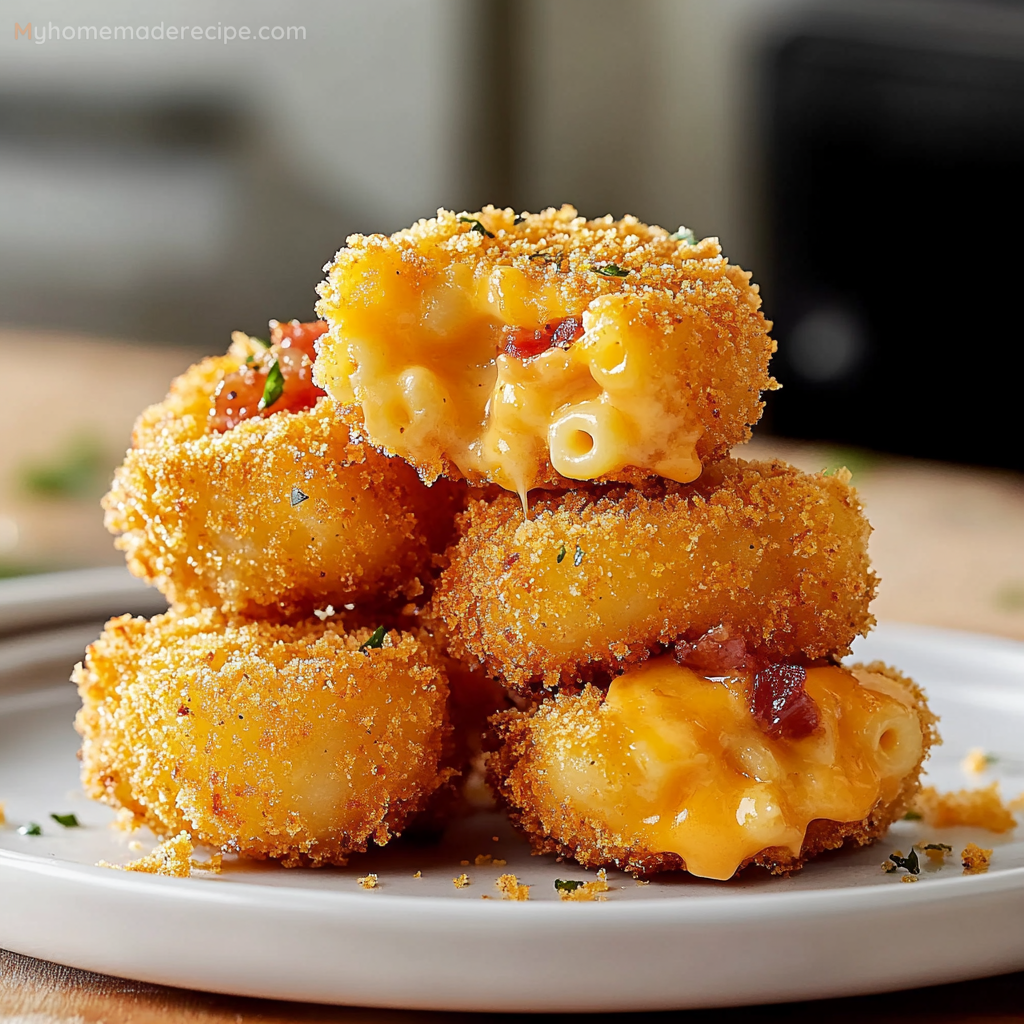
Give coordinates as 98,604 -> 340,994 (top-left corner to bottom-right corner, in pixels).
316,252 -> 703,498
528,657 -> 924,880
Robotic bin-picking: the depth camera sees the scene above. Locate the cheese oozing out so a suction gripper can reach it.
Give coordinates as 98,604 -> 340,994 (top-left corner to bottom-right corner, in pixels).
315,253 -> 704,499
518,656 -> 926,881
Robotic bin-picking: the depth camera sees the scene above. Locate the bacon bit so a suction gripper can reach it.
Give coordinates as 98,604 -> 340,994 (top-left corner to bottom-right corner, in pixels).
674,625 -> 751,675
211,792 -> 223,816
750,662 -> 820,740
502,316 -> 585,359
177,705 -> 190,716
209,320 -> 327,432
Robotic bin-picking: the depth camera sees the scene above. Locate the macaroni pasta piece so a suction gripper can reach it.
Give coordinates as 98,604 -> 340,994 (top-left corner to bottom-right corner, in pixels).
492,658 -> 936,880
315,206 -> 776,498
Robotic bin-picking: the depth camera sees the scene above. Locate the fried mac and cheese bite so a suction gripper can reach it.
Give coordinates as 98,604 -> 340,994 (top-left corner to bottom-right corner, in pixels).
75,610 -> 452,866
105,322 -> 462,619
433,458 -> 876,691
315,206 -> 775,498
490,658 -> 937,880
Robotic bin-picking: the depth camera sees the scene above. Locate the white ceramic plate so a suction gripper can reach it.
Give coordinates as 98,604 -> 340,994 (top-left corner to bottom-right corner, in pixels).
0,573 -> 1021,1012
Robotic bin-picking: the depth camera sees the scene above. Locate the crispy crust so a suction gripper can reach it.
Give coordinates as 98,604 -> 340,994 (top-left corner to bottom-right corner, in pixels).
104,335 -> 463,619
74,609 -> 453,867
489,663 -> 939,878
315,205 -> 776,488
432,458 -> 877,691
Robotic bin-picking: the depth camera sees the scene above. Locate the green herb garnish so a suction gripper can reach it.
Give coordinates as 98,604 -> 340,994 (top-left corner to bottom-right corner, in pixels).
50,813 -> 80,828
21,436 -> 106,499
459,215 -> 494,238
888,848 -> 920,875
591,263 -> 629,277
554,878 -> 584,893
259,360 -> 285,411
573,544 -> 584,567
253,336 -> 272,349
245,354 -> 255,366
902,809 -> 923,821
670,227 -> 697,245
359,625 -> 387,652
557,543 -> 567,564
18,822 -> 42,836
290,486 -> 309,507
529,250 -> 563,265
920,843 -> 952,854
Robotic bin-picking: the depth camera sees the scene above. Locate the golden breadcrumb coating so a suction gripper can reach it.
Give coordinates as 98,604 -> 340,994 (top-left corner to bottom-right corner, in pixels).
489,660 -> 937,880
104,331 -> 462,619
74,610 -> 452,867
315,206 -> 775,493
433,458 -> 876,691
913,782 -> 1018,833
98,832 -> 195,877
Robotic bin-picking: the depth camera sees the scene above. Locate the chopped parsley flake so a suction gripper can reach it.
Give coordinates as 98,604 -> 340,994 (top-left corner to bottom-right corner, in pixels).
902,809 -> 923,821
592,263 -> 629,277
290,486 -> 309,507
557,543 -> 567,564
458,215 -> 495,238
670,227 -> 697,245
920,842 -> 952,853
253,336 -> 272,349
573,543 -> 584,566
50,813 -> 80,828
359,625 -> 387,652
529,250 -> 563,265
554,879 -> 584,892
260,360 -> 285,411
887,848 -> 920,875
18,822 -> 42,836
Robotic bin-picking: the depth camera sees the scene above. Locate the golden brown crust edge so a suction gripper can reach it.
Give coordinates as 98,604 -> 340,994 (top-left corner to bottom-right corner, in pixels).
433,457 -> 877,692
488,662 -> 938,878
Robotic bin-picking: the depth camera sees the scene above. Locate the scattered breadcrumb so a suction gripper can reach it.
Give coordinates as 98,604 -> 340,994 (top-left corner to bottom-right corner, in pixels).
961,843 -> 993,875
559,869 -> 611,902
921,842 -> 953,865
961,748 -> 996,775
357,874 -> 379,889
191,853 -> 223,873
473,853 -> 506,866
98,831 -> 194,877
496,873 -> 530,901
453,873 -> 470,889
313,605 -> 336,622
912,783 -> 1017,833
413,870 -> 422,879
492,836 -> 500,842
900,875 -> 918,883
460,859 -> 469,866
635,879 -> 650,886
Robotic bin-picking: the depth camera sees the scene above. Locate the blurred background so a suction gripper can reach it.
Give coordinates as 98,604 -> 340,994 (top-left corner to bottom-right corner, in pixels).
0,0 -> 1022,636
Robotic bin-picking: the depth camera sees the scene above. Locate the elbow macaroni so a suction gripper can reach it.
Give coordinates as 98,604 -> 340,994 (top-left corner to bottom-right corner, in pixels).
315,207 -> 775,496
496,657 -> 929,881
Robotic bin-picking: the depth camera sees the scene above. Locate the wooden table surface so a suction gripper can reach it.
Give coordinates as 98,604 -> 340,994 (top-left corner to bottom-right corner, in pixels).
2,329 -> 1023,1021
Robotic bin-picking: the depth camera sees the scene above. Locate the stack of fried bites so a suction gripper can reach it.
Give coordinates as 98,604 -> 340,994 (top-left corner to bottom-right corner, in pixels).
79,206 -> 937,879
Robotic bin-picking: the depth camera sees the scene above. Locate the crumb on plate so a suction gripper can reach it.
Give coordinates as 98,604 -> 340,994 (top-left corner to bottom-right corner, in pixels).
357,873 -> 379,889
912,783 -> 1017,833
961,748 -> 996,775
453,873 -> 470,889
496,873 -> 530,901
961,843 -> 993,875
98,831 -> 194,877
558,868 -> 611,902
